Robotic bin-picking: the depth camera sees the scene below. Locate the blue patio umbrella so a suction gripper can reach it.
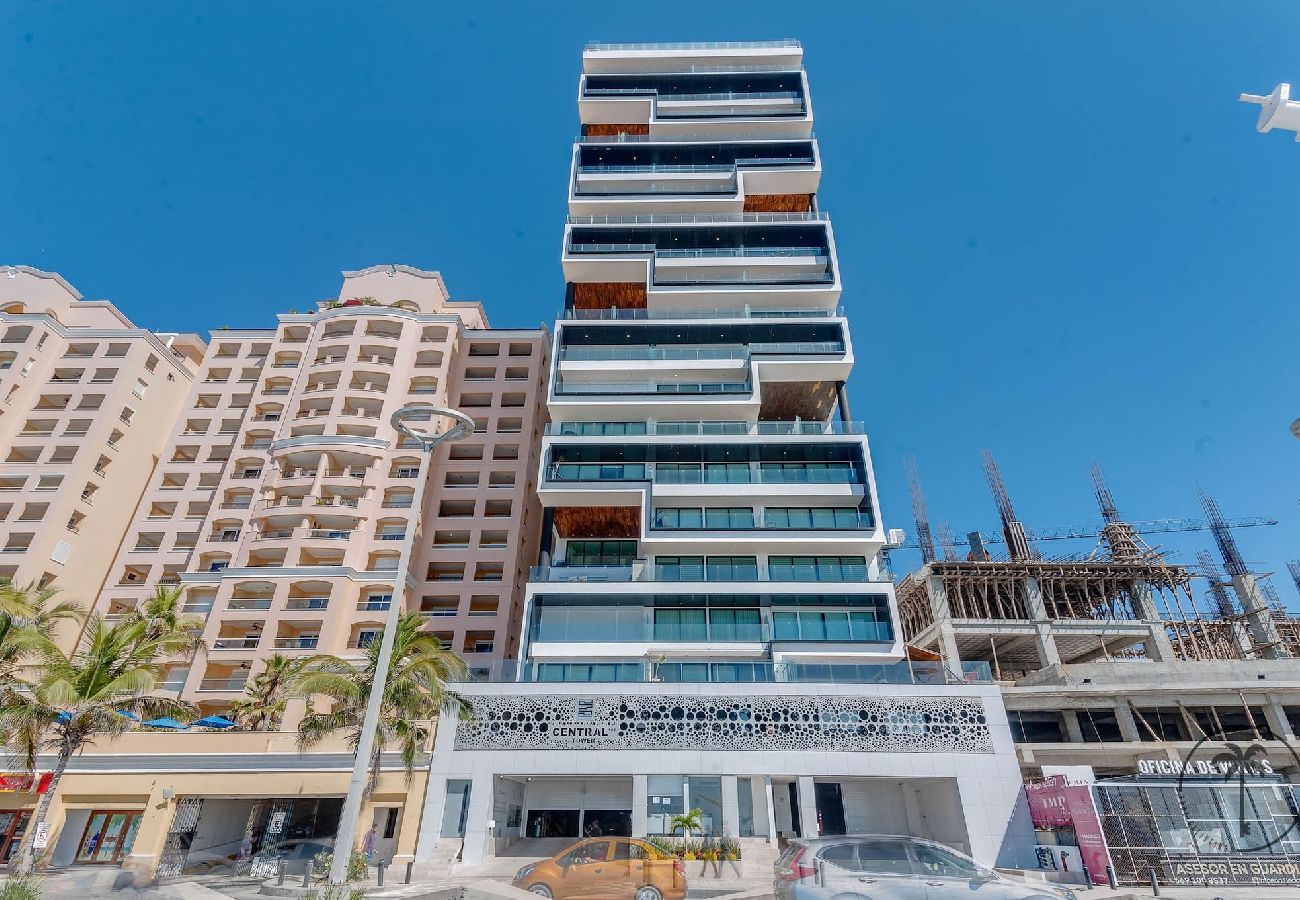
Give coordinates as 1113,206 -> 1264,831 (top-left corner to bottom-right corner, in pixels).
116,710 -> 140,721
192,716 -> 235,729
53,711 -> 71,725
142,717 -> 188,730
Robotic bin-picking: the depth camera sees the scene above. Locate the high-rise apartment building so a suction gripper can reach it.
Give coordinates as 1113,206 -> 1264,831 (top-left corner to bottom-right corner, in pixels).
0,265 -> 548,878
417,41 -> 1034,874
0,267 -> 205,622
95,265 -> 547,716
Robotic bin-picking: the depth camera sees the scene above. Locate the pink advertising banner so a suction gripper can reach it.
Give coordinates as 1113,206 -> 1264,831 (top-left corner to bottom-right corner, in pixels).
1025,775 -> 1111,886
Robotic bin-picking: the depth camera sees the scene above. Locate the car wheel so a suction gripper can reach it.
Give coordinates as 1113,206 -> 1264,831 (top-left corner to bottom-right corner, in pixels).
527,883 -> 554,898
634,886 -> 663,900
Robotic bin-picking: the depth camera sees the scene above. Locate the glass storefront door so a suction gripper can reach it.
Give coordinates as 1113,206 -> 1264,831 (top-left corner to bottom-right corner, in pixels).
75,810 -> 142,864
0,811 -> 29,863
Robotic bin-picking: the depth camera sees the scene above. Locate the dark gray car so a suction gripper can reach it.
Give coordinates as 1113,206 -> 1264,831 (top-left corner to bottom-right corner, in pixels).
774,835 -> 1078,900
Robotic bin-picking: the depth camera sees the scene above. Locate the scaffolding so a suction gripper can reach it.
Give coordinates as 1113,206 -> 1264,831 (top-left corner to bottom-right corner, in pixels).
897,458 -> 1296,678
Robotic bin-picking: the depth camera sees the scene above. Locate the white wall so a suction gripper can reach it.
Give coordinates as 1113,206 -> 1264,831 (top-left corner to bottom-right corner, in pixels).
189,799 -> 252,862
50,810 -> 90,867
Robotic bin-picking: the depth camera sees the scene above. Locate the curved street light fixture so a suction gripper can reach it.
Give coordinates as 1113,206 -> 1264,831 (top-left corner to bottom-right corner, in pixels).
330,404 -> 474,885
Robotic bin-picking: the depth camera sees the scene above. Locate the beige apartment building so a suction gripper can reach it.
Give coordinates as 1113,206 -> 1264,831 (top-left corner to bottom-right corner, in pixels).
0,266 -> 205,620
0,263 -> 547,879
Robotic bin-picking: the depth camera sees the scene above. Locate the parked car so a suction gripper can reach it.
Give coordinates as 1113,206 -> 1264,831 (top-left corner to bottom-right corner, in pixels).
774,835 -> 1078,900
512,837 -> 687,900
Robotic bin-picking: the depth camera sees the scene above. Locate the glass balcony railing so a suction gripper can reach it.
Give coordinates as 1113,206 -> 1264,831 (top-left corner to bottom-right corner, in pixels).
577,159 -> 814,174
652,509 -> 874,531
451,658 -> 991,686
560,306 -> 843,322
554,380 -> 751,396
569,211 -> 828,224
529,563 -> 884,584
578,130 -> 814,145
546,420 -> 867,436
585,39 -> 802,50
568,244 -> 828,260
558,343 -> 843,361
545,462 -> 863,485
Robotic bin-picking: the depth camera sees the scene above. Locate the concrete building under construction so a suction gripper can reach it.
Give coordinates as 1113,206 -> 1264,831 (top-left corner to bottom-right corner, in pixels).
896,454 -> 1300,782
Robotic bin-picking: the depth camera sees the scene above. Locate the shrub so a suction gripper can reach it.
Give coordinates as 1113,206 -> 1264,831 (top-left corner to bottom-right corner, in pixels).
0,876 -> 41,900
304,886 -> 365,900
309,850 -> 368,882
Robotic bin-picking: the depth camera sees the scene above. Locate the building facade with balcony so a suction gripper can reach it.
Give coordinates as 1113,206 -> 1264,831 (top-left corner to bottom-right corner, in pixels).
0,265 -> 548,879
416,41 -> 1035,874
0,267 -> 205,633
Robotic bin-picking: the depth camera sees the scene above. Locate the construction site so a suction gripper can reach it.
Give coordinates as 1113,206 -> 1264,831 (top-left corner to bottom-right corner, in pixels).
897,453 -> 1298,678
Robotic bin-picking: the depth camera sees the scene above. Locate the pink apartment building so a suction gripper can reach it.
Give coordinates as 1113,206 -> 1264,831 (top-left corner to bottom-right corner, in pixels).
0,263 -> 547,876
96,264 -> 547,717
0,266 -> 205,627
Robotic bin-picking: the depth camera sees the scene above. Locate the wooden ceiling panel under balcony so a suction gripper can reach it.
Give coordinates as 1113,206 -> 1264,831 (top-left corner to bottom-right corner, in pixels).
554,506 -> 641,538
758,381 -> 838,421
743,194 -> 814,213
583,123 -> 650,137
572,282 -> 648,310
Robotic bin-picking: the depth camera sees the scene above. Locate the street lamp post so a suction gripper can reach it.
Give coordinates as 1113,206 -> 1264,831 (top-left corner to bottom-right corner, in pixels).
329,403 -> 474,885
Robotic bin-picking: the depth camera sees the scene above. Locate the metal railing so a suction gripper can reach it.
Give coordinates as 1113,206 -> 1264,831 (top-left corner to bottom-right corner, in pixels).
651,509 -> 874,531
286,597 -> 330,610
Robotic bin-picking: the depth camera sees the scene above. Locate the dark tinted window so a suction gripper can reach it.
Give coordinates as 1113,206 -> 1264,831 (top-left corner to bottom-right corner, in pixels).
854,839 -> 914,876
913,844 -> 978,878
818,844 -> 859,870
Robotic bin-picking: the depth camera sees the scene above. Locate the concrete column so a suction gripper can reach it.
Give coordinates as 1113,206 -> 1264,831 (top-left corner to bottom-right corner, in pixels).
1062,710 -> 1085,743
901,786 -> 926,840
538,507 -> 555,566
1021,579 -> 1063,667
120,780 -> 174,882
1231,573 -> 1288,659
762,777 -> 778,842
414,775 -> 448,862
392,795 -> 423,868
796,776 -> 818,839
835,381 -> 852,425
721,776 -> 740,839
458,774 -> 495,867
632,775 -> 648,838
1114,702 -> 1141,743
1264,697 -> 1295,740
925,575 -> 963,669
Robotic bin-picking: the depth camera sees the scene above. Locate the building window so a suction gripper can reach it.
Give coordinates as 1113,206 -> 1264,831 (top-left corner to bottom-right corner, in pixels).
564,540 -> 637,567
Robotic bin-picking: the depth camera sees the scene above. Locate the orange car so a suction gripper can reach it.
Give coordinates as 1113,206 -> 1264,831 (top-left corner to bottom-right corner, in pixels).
512,837 -> 687,900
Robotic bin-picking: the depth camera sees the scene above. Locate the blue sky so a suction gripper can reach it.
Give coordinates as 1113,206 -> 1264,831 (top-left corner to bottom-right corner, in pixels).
3,2 -> 1298,605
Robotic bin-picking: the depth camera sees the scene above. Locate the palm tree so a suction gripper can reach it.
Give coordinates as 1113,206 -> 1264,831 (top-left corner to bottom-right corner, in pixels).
120,585 -> 204,659
230,654 -> 310,732
0,582 -> 82,686
669,808 -> 704,840
295,613 -> 468,793
0,613 -> 195,874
